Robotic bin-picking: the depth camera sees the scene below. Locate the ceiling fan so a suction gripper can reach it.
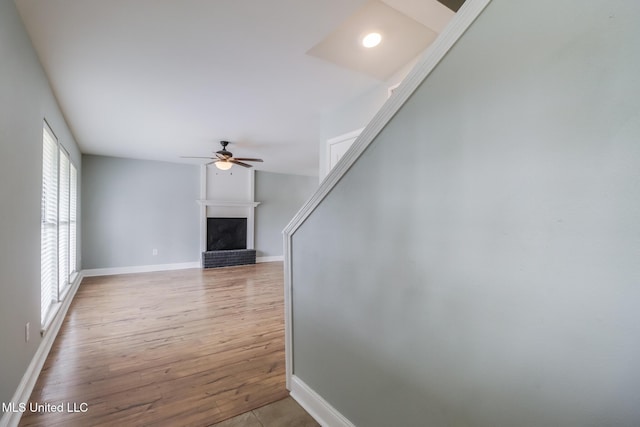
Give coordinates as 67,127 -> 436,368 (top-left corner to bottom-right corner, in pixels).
181,141 -> 263,170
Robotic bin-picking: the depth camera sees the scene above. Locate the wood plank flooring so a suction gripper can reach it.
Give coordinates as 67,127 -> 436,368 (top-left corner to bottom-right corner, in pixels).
19,262 -> 289,427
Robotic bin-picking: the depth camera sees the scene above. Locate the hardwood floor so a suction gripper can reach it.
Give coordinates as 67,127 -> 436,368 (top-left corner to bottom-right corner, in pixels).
20,262 -> 289,427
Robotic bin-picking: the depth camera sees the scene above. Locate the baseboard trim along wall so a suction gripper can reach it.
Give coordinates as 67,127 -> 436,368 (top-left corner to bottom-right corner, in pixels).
256,256 -> 284,263
0,273 -> 84,427
82,261 -> 200,277
290,375 -> 355,427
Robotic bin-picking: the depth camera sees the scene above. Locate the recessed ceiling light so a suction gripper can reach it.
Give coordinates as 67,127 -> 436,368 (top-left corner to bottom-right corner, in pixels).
362,32 -> 382,48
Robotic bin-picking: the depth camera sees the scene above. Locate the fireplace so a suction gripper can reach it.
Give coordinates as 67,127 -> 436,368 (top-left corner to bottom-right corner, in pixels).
197,168 -> 260,269
203,217 -> 256,268
207,217 -> 247,251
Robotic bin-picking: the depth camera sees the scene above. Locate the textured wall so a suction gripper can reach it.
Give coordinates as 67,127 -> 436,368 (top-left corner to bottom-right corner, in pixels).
255,171 -> 317,258
318,55 -> 420,181
82,155 -> 199,269
291,0 -> 640,425
0,0 -> 82,405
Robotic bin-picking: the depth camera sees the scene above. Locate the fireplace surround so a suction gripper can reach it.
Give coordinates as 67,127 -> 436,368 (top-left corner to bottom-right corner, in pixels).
197,168 -> 260,268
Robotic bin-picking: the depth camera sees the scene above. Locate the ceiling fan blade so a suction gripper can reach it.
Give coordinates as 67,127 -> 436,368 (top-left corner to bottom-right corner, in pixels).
233,158 -> 263,162
229,159 -> 253,168
180,156 -> 213,159
183,141 -> 265,167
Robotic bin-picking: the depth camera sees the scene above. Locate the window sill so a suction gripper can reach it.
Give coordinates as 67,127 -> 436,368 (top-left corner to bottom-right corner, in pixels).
40,275 -> 78,336
40,301 -> 62,336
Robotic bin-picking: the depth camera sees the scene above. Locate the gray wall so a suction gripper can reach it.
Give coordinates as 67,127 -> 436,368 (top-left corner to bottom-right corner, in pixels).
291,0 -> 640,426
255,171 -> 317,258
82,155 -> 199,269
0,0 -> 82,405
318,57 -> 418,180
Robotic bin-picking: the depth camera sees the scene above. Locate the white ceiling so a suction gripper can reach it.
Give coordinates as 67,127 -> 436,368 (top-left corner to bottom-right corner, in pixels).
16,0 -> 454,176
307,1 -> 439,81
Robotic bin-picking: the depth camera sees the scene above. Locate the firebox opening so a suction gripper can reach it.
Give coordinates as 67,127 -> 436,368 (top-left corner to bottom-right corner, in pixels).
207,217 -> 247,251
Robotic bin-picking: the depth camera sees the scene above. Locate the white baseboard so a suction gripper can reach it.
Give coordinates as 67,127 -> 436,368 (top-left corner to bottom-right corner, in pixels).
256,256 -> 284,263
0,273 -> 84,427
82,261 -> 200,277
290,375 -> 355,427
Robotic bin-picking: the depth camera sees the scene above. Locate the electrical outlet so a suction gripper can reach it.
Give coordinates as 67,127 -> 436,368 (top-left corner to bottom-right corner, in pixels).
25,322 -> 30,342
152,248 -> 158,256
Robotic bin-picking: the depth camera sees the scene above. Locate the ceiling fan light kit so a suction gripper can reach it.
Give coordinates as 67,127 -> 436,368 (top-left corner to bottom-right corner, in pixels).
215,161 -> 233,170
182,140 -> 264,170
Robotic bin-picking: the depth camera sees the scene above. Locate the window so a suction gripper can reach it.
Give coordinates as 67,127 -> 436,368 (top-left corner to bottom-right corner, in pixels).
41,124 -> 58,323
40,122 -> 78,327
58,151 -> 70,294
70,165 -> 77,277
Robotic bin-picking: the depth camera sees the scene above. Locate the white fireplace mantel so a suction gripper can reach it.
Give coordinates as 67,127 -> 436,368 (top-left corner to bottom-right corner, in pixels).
197,200 -> 261,208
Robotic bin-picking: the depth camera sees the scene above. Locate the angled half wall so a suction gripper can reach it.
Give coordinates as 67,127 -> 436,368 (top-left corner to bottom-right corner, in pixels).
285,0 -> 640,425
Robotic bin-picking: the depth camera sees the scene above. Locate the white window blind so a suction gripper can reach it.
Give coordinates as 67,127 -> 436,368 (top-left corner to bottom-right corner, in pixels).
40,122 -> 78,327
58,150 -> 70,293
70,164 -> 77,276
41,125 -> 58,323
